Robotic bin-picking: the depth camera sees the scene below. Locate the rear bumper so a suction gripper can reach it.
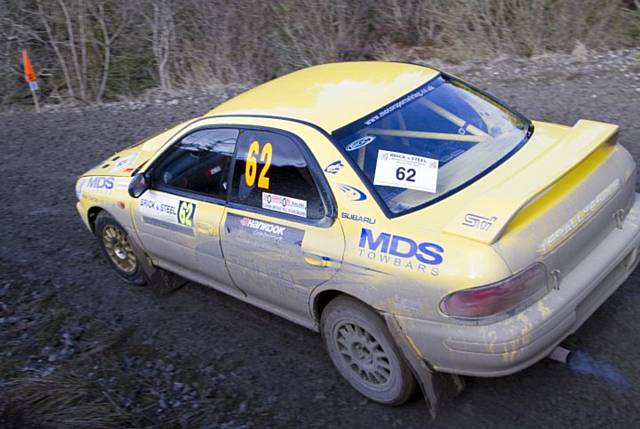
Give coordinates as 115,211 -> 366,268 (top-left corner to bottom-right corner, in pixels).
394,193 -> 640,377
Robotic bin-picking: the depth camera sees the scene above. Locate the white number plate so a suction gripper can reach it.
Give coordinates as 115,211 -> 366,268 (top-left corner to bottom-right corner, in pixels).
373,150 -> 439,193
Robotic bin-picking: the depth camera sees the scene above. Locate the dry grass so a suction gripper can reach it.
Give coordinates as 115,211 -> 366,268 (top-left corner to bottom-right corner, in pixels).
373,0 -> 633,62
4,373 -> 148,428
0,268 -> 245,429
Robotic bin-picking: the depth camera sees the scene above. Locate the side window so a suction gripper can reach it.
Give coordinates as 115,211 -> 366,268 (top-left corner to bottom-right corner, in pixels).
231,130 -> 326,220
153,128 -> 239,200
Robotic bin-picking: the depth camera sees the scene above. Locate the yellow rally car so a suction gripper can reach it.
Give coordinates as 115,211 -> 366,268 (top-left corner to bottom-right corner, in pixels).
76,62 -> 640,407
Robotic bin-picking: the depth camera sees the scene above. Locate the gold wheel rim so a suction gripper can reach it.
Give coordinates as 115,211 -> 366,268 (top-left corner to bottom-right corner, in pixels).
102,225 -> 137,274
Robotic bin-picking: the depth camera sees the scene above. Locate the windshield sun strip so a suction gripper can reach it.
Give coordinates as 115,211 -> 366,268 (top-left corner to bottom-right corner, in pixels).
365,128 -> 487,143
332,75 -> 446,141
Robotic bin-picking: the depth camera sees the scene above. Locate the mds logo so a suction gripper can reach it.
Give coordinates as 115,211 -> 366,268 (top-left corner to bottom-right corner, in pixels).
358,228 -> 444,266
86,176 -> 114,190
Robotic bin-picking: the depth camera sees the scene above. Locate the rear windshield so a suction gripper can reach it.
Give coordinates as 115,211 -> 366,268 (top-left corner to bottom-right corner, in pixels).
333,75 -> 531,215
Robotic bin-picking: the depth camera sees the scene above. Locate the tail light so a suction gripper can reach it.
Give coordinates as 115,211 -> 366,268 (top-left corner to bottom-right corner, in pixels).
440,262 -> 548,321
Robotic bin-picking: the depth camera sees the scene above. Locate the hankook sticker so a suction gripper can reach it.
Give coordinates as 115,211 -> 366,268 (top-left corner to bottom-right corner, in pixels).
225,213 -> 304,246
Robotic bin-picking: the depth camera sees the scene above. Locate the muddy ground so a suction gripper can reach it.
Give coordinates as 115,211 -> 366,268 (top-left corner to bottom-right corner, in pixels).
1,49 -> 640,428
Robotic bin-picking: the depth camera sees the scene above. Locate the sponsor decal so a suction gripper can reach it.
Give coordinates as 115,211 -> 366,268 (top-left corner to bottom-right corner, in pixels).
75,178 -> 85,199
84,176 -> 115,193
115,179 -> 130,191
110,153 -> 139,173
358,228 -> 443,274
226,213 -> 305,246
364,84 -> 436,126
79,176 -> 128,198
177,200 -> 196,226
462,213 -> 497,231
139,192 -> 197,235
341,212 -> 376,225
324,160 -> 344,174
207,165 -> 222,176
262,192 -> 307,218
374,150 -> 439,193
83,194 -> 103,204
345,136 -> 375,152
538,179 -> 621,254
140,198 -> 177,216
338,184 -> 367,202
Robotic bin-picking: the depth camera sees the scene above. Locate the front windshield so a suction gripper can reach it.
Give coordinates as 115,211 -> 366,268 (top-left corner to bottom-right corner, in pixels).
333,75 -> 530,215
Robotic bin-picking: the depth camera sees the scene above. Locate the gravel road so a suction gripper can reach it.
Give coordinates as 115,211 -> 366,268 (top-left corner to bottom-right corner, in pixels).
1,49 -> 640,428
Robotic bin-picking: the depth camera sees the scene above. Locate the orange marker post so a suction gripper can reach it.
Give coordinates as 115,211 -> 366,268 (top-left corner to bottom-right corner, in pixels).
22,49 -> 40,112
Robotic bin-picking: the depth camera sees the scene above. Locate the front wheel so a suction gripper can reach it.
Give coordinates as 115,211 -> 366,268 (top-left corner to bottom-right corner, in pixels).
95,211 -> 146,285
321,296 -> 416,405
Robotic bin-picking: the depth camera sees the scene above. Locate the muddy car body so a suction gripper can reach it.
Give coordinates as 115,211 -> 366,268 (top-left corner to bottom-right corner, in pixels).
76,62 -> 640,405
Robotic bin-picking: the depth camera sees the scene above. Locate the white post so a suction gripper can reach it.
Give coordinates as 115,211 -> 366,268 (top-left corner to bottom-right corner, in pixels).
29,81 -> 40,113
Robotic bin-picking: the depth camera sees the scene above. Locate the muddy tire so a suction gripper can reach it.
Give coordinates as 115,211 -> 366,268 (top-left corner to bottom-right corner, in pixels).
95,211 -> 146,285
321,296 -> 416,405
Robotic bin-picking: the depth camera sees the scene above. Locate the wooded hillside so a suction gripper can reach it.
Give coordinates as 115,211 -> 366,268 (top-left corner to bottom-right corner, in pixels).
1,0 -> 639,106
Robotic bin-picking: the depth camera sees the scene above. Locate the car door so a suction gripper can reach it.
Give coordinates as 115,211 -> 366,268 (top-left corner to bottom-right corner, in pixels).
221,128 -> 345,325
131,127 -> 243,296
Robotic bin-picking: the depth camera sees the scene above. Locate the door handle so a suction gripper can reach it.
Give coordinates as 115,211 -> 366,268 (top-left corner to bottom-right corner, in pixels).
196,221 -> 216,236
303,252 -> 334,268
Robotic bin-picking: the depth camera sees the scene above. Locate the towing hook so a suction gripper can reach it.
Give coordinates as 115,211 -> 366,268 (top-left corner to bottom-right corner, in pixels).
548,345 -> 572,364
614,209 -> 625,230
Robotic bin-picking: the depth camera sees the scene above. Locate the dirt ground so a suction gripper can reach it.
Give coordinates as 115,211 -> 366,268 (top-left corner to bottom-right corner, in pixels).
1,49 -> 640,428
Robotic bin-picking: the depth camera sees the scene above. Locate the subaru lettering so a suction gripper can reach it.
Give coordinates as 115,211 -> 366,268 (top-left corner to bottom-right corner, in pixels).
341,212 -> 376,224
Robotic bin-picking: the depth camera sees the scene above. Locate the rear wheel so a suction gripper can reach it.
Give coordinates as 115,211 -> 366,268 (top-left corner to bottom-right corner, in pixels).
321,296 -> 416,405
95,211 -> 146,285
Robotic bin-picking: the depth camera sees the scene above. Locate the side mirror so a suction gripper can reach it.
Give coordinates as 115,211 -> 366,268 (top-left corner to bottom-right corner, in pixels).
128,172 -> 150,198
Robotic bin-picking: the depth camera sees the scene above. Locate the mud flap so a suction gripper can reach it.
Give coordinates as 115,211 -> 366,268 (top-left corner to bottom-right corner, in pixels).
128,238 -> 187,295
384,314 -> 465,418
128,238 -> 156,281
149,269 -> 189,296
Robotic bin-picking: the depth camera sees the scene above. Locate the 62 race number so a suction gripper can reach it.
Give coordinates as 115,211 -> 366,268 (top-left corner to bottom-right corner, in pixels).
245,141 -> 272,189
177,201 -> 195,226
395,167 -> 416,182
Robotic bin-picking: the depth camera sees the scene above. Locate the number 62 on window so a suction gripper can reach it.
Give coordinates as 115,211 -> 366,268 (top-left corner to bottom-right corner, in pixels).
244,141 -> 272,189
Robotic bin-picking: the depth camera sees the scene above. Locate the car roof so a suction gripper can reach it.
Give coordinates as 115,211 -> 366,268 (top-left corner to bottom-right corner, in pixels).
207,62 -> 439,133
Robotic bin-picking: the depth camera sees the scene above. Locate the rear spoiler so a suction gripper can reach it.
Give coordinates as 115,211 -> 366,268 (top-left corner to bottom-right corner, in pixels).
443,120 -> 619,244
